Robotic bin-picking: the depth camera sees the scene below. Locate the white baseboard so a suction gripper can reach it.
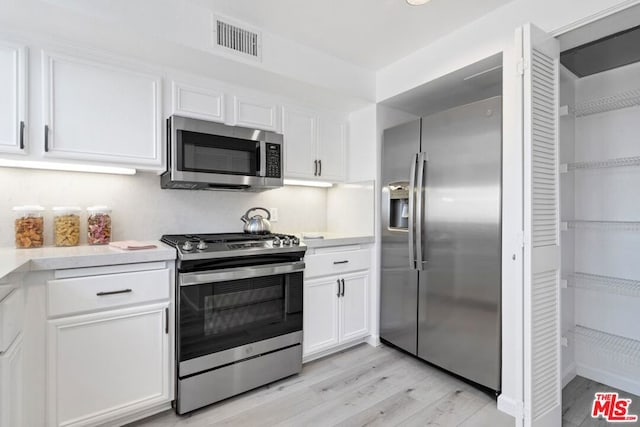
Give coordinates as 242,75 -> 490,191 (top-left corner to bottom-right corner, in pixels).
576,363 -> 640,396
497,393 -> 523,420
562,363 -> 577,388
302,336 -> 368,363
365,334 -> 380,347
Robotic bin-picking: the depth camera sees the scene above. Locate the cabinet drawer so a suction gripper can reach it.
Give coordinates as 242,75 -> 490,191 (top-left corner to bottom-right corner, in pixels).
0,288 -> 23,353
305,249 -> 370,279
48,269 -> 170,317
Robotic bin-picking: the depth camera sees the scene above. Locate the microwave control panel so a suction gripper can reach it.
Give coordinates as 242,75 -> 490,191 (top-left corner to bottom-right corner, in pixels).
265,143 -> 282,178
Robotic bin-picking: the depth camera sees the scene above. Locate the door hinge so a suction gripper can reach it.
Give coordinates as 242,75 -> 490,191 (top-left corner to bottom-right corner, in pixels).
517,58 -> 527,76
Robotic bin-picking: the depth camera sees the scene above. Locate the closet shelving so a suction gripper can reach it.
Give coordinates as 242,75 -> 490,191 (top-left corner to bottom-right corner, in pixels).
561,220 -> 640,231
573,326 -> 640,368
574,88 -> 640,117
561,155 -> 640,172
565,272 -> 640,298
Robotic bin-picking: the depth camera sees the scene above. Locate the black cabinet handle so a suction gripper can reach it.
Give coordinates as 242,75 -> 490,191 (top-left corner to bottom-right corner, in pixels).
318,159 -> 322,176
19,121 -> 24,150
333,260 -> 349,265
314,160 -> 318,176
96,289 -> 132,296
165,307 -> 169,334
44,125 -> 49,152
341,279 -> 345,297
336,279 -> 341,297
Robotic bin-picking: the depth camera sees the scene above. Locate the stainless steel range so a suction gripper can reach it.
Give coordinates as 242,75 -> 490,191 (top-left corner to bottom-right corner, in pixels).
160,233 -> 306,414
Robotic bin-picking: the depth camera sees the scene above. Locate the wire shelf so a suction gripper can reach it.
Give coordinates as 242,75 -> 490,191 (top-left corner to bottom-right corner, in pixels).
566,272 -> 640,298
563,220 -> 640,232
575,88 -> 640,117
573,326 -> 640,367
562,156 -> 640,172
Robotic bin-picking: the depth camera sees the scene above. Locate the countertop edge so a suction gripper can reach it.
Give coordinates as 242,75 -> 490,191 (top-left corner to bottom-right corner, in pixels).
0,242 -> 176,279
302,235 -> 375,248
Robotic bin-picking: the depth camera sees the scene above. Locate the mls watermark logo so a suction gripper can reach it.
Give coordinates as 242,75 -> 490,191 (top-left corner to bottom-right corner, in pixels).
591,392 -> 638,422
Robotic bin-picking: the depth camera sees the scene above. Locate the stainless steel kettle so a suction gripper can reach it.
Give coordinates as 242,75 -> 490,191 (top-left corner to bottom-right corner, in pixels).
241,207 -> 272,234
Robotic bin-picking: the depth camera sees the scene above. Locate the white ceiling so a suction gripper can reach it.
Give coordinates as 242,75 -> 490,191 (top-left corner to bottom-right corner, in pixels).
189,0 -> 515,70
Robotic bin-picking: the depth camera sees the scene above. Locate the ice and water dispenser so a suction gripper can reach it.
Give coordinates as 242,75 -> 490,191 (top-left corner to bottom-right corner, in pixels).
388,182 -> 409,230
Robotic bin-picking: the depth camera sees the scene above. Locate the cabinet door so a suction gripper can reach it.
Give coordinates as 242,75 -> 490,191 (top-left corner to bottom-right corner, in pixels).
232,95 -> 279,131
282,106 -> 317,179
0,335 -> 23,427
317,116 -> 347,182
42,51 -> 163,169
339,271 -> 369,342
303,277 -> 339,356
47,303 -> 170,427
171,81 -> 225,123
0,42 -> 26,154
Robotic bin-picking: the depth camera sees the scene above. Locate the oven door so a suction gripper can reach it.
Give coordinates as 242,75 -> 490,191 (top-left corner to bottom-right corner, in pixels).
178,261 -> 304,376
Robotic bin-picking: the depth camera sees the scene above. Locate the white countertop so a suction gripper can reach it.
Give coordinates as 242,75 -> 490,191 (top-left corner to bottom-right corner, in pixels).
0,241 -> 176,280
299,233 -> 374,249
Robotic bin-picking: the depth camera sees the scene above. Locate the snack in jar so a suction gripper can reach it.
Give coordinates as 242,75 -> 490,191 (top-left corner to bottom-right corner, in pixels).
87,206 -> 112,245
53,206 -> 81,247
13,205 -> 45,248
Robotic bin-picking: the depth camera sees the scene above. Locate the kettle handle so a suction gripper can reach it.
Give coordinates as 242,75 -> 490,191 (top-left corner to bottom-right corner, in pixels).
243,207 -> 271,220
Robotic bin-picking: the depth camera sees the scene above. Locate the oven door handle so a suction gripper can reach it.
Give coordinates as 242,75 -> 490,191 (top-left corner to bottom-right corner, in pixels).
179,261 -> 306,286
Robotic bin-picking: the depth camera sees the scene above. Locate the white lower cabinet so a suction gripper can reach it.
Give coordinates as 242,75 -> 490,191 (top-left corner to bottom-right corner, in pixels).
0,334 -> 23,427
303,267 -> 369,359
45,263 -> 173,427
47,303 -> 170,427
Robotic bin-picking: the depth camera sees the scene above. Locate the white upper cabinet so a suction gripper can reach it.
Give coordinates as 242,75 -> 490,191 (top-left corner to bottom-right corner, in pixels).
282,106 -> 317,179
0,42 -> 26,154
232,94 -> 280,132
41,50 -> 163,169
317,116 -> 347,182
171,80 -> 225,123
282,106 -> 348,183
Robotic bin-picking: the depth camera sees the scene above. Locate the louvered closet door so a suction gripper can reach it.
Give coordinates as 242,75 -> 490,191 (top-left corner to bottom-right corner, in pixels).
521,23 -> 561,427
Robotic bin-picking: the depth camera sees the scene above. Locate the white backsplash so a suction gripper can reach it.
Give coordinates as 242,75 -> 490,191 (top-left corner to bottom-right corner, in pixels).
326,181 -> 375,236
0,168 -> 328,247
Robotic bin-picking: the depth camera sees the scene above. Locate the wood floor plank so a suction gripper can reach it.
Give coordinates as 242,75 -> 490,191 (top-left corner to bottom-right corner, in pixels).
394,389 -> 488,427
275,358 -> 434,426
458,400 -> 515,427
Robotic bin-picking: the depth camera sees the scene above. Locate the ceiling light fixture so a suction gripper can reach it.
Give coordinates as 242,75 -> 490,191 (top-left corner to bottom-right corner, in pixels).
406,0 -> 431,5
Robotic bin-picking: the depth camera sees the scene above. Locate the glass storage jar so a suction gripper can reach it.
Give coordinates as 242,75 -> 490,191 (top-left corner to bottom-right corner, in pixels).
13,205 -> 45,248
87,206 -> 112,245
53,207 -> 81,247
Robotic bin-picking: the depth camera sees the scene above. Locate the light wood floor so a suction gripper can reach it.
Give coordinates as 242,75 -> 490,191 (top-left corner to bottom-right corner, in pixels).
563,376 -> 640,427
129,343 -> 514,427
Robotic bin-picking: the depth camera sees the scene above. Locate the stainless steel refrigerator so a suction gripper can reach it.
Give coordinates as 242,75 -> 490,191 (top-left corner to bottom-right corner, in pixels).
380,96 -> 502,391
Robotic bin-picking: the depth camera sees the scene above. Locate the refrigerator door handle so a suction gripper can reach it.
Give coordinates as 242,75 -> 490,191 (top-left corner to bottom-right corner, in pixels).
416,152 -> 428,271
408,153 -> 419,270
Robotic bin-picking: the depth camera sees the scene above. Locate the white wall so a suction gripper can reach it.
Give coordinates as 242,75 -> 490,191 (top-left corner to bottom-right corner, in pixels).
0,168 -> 327,247
376,0 -> 638,102
326,181 -> 375,236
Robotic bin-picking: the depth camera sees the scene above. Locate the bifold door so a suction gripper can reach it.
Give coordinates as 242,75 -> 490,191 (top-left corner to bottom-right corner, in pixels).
519,23 -> 562,427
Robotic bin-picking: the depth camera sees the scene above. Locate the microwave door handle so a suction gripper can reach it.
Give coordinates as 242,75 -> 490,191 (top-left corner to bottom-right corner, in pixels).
258,141 -> 267,177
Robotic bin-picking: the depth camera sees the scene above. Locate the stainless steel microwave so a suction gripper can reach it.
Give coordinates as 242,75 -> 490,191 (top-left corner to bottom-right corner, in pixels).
161,116 -> 284,191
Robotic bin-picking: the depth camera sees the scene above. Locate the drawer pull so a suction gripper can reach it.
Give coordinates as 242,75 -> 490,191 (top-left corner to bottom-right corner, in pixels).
96,289 -> 132,296
333,260 -> 349,265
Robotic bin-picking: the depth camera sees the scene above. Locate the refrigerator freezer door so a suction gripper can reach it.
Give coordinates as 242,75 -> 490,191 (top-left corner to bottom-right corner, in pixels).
417,97 -> 502,390
380,119 -> 421,355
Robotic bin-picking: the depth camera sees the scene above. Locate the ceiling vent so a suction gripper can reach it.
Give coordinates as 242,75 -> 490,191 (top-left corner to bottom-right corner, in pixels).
214,16 -> 262,61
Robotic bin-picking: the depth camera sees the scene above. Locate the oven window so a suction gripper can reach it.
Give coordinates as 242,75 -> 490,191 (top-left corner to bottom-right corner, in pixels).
178,130 -> 258,176
179,272 -> 303,361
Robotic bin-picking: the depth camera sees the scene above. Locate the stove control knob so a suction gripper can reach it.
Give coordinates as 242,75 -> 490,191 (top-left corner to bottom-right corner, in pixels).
292,237 -> 300,246
182,241 -> 194,251
283,236 -> 291,246
197,240 -> 208,250
273,237 -> 281,246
